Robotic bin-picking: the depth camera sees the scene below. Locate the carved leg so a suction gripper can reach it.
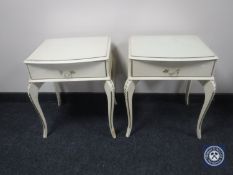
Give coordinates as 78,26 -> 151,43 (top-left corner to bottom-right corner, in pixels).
111,53 -> 117,105
185,80 -> 192,105
197,80 -> 216,139
104,80 -> 116,138
54,82 -> 62,106
124,79 -> 137,137
28,82 -> 48,138
114,97 -> 118,105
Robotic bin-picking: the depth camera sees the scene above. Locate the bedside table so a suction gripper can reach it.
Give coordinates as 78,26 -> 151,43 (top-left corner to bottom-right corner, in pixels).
24,37 -> 116,138
124,35 -> 218,139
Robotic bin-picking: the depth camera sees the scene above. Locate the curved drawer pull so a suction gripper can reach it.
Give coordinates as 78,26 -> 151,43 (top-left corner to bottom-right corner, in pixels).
163,68 -> 180,76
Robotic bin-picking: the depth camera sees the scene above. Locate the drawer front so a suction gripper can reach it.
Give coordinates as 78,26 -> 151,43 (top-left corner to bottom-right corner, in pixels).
27,61 -> 107,80
132,60 -> 215,77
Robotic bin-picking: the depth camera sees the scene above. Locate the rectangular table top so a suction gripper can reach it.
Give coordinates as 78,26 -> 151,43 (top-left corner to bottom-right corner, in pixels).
25,36 -> 111,64
130,35 -> 217,61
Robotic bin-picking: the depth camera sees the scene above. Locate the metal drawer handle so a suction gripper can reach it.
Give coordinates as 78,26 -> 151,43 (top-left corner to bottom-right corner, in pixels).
163,68 -> 180,76
61,70 -> 75,78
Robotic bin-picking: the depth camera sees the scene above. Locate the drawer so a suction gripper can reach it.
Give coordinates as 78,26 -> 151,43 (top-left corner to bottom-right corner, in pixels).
132,60 -> 215,77
27,61 -> 107,80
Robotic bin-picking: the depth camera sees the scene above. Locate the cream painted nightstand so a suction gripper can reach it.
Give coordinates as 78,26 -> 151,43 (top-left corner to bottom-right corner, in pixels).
24,37 -> 116,138
124,35 -> 218,139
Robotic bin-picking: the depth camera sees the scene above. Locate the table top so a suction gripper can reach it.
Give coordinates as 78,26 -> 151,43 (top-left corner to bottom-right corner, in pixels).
25,36 -> 111,64
130,35 -> 217,61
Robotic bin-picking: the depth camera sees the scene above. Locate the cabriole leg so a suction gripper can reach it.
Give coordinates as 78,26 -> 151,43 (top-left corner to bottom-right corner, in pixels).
28,82 -> 48,138
124,79 -> 137,137
114,98 -> 117,105
104,80 -> 116,138
197,80 -> 216,139
185,80 -> 192,106
54,82 -> 62,107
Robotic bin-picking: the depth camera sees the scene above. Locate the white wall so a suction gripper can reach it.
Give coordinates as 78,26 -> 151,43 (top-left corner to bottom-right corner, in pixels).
0,0 -> 233,93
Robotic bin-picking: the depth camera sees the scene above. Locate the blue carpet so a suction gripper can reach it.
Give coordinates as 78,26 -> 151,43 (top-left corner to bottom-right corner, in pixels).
0,93 -> 232,175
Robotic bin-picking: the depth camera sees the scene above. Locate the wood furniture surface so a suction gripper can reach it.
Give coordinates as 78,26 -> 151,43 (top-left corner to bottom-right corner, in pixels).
124,35 -> 218,139
25,37 -> 116,138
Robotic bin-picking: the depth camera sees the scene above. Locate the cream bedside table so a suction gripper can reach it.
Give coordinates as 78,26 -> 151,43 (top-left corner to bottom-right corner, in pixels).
24,37 -> 116,138
124,35 -> 218,139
